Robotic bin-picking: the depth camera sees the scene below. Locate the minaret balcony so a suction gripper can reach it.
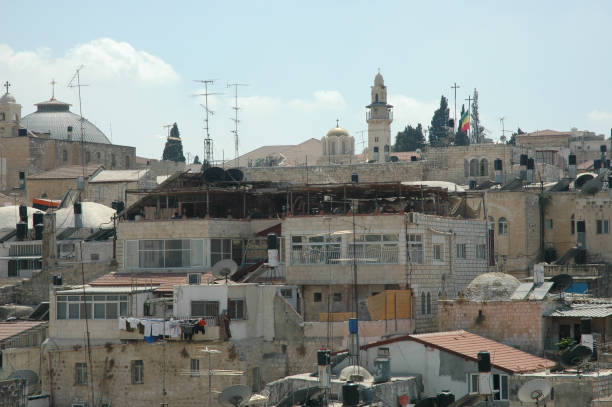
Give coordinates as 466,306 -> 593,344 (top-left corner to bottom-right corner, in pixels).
366,110 -> 393,121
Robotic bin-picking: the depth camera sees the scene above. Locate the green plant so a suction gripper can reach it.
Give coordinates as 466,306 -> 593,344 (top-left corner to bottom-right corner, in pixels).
556,337 -> 576,350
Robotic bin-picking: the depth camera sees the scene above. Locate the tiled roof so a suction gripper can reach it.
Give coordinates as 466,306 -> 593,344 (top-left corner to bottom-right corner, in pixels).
547,304 -> 612,318
27,165 -> 103,180
89,272 -> 215,292
363,330 -> 555,374
0,321 -> 46,342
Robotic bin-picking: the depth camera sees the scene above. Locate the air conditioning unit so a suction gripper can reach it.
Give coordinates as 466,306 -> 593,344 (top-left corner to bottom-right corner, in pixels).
188,273 -> 201,285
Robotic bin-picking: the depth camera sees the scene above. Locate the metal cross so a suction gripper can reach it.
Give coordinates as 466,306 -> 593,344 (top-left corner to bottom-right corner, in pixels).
50,79 -> 56,99
336,118 -> 339,127
3,81 -> 10,94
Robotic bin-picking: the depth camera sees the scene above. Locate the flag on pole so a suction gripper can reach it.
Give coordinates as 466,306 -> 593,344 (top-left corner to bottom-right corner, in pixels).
460,110 -> 470,133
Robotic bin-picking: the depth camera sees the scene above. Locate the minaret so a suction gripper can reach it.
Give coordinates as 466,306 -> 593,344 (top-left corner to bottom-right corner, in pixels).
366,71 -> 393,162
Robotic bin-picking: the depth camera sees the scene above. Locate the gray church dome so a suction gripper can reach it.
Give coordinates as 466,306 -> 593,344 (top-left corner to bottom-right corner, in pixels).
465,272 -> 520,301
21,98 -> 110,144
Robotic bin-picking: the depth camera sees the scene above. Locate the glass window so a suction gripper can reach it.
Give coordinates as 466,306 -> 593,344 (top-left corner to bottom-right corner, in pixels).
456,243 -> 467,259
313,292 -> 322,302
433,244 -> 443,261
190,359 -> 200,377
407,234 -> 424,264
571,214 -> 575,235
56,302 -> 67,320
597,220 -> 610,234
476,244 -> 486,260
106,303 -> 118,319
131,360 -> 144,384
426,292 -> 431,314
546,219 -> 553,229
94,303 -> 105,319
291,235 -> 341,265
498,218 -> 508,235
421,292 -> 426,314
75,363 -> 87,385
333,293 -> 342,302
349,234 -> 398,264
191,301 -> 219,318
228,299 -> 246,320
68,303 -> 80,319
129,239 -> 205,269
480,159 -> 489,176
211,238 -> 233,265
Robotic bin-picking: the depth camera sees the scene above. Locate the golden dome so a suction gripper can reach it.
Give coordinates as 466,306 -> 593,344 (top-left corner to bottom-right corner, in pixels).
326,127 -> 350,138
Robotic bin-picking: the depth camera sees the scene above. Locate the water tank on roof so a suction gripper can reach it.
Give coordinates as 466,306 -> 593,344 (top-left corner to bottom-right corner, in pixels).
19,205 -> 28,222
33,212 -> 43,226
342,381 -> 359,406
436,391 -> 456,407
373,357 -> 390,383
16,222 -> 27,240
477,351 -> 491,372
34,224 -> 43,240
202,167 -> 226,183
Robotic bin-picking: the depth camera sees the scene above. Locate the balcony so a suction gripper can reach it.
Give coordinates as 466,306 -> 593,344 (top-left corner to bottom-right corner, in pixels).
119,316 -> 221,342
366,110 -> 393,121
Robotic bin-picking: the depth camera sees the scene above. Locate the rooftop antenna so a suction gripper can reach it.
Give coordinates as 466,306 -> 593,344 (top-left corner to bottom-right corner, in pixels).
68,65 -> 89,189
499,117 -> 506,143
194,79 -> 223,166
161,124 -> 173,160
50,78 -> 56,100
227,82 -> 248,167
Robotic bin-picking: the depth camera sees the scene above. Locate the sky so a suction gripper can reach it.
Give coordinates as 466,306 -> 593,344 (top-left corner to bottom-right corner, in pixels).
2,1 -> 612,162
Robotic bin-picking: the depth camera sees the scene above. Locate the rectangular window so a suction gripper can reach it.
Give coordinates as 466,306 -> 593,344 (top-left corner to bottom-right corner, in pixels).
476,244 -> 486,260
546,219 -> 554,229
211,238 -> 232,265
56,295 -> 127,320
407,234 -> 424,264
333,293 -> 342,302
349,234 -> 399,264
291,235 -> 341,265
131,360 -> 144,384
126,239 -> 204,269
493,374 -> 509,400
469,373 -> 478,393
280,288 -> 293,299
190,359 -> 200,377
191,301 -> 219,318
228,299 -> 246,320
456,243 -> 467,259
433,244 -> 443,261
597,220 -> 610,234
313,292 -> 322,302
75,363 -> 87,385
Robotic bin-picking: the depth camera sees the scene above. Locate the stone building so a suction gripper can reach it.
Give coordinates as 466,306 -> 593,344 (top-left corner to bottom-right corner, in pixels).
319,122 -> 355,165
366,71 -> 393,162
25,164 -> 103,204
87,169 -> 156,209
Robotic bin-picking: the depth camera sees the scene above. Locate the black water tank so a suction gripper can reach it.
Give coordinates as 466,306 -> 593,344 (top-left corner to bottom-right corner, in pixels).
73,202 -> 82,215
226,168 -> 244,182
477,351 -> 491,372
19,205 -> 28,221
527,158 -> 535,170
317,349 -> 331,366
544,247 -> 557,263
609,177 -> 612,189
606,160 -> 611,169
448,118 -> 455,128
267,233 -> 278,250
601,145 -> 607,153
520,154 -> 528,166
342,381 -> 359,406
581,318 -> 592,335
202,167 -> 226,183
410,156 -> 418,162
16,222 -> 27,240
390,156 -> 399,162
33,212 -> 43,226
436,391 -> 456,407
351,173 -> 359,183
111,200 -> 125,213
469,180 -> 477,190
34,224 -> 43,240
53,275 -> 63,285
595,159 -> 602,170
569,154 -> 577,165
494,159 -> 502,170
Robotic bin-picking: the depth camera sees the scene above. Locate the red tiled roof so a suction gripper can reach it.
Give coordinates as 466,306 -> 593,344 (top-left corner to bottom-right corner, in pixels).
89,272 -> 215,292
0,321 -> 46,342
363,330 -> 555,374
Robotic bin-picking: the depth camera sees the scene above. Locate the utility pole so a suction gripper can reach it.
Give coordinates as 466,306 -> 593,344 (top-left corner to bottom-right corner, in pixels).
465,94 -> 473,143
227,82 -> 248,167
194,80 -> 222,166
68,65 -> 89,180
451,83 -> 460,132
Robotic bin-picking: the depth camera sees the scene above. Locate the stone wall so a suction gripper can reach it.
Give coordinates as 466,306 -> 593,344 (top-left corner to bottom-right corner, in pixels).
437,300 -> 554,356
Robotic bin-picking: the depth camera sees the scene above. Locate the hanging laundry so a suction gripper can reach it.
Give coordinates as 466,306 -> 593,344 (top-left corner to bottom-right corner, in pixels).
118,317 -> 127,330
151,321 -> 163,336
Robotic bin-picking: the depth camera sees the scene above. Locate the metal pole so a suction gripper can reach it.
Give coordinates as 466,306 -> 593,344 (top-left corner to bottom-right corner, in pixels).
352,200 -> 359,366
451,83 -> 460,132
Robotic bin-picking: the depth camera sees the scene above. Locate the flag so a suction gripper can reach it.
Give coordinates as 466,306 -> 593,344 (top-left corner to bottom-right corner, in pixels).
460,110 -> 470,133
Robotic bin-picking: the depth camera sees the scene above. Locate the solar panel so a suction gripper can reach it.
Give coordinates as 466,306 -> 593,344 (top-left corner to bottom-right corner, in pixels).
530,282 -> 554,300
511,283 -> 534,300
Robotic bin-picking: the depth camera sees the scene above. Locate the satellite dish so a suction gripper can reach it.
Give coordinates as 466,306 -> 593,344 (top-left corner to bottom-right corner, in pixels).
219,384 -> 251,407
517,379 -> 551,404
203,167 -> 227,183
212,259 -> 238,280
550,274 -> 573,293
581,178 -> 602,195
574,173 -> 595,189
416,148 -> 422,155
561,344 -> 592,368
226,168 -> 244,182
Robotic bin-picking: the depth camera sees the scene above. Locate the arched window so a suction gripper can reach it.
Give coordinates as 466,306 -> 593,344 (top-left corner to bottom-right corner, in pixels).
375,93 -> 379,102
330,140 -> 336,155
571,214 -> 575,235
488,216 -> 495,230
480,158 -> 489,176
421,292 -> 426,315
470,158 -> 478,177
426,292 -> 431,314
498,217 -> 508,235
85,151 -> 91,163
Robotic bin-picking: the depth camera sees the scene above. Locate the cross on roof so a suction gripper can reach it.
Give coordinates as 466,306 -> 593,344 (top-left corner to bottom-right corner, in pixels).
3,81 -> 10,94
50,79 -> 56,100
336,118 -> 339,127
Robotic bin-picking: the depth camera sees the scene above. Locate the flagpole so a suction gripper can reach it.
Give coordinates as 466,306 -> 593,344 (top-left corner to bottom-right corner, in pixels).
465,95 -> 473,143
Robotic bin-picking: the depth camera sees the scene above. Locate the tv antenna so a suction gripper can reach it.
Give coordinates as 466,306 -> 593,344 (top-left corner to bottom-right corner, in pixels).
68,65 -> 89,192
194,79 -> 223,166
227,82 -> 248,167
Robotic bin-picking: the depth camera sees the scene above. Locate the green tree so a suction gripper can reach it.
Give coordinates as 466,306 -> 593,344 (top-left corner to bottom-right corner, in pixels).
193,155 -> 201,164
471,89 -> 482,143
393,123 -> 425,152
162,123 -> 186,162
454,104 -> 470,146
429,95 -> 451,147
507,127 -> 524,145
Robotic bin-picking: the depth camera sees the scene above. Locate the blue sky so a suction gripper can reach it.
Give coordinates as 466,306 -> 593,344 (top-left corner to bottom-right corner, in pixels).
2,1 -> 612,161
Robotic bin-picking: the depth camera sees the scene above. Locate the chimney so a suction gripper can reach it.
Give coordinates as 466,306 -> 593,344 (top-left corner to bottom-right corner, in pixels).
519,154 -> 528,180
67,126 -> 73,141
568,154 -> 577,178
74,202 -> 83,229
526,158 -> 535,183
494,159 -> 503,183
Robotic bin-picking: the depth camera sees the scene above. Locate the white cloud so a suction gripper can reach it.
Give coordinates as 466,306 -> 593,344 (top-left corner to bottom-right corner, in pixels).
587,110 -> 612,122
388,94 -> 438,131
288,90 -> 347,111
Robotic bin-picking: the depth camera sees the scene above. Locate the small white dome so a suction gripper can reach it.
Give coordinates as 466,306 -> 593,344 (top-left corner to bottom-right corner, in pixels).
0,206 -> 44,231
54,202 -> 116,230
465,272 -> 520,301
0,92 -> 16,104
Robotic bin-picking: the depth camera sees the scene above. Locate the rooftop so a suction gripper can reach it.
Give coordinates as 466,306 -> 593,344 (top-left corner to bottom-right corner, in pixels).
89,169 -> 149,183
89,272 -> 215,292
363,330 -> 556,374
0,321 -> 46,342
27,164 -> 103,180
547,303 -> 612,318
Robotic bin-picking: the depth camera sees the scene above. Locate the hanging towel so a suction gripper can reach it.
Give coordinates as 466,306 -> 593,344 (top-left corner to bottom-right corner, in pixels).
127,317 -> 139,329
118,317 -> 127,330
151,321 -> 163,336
143,320 -> 152,337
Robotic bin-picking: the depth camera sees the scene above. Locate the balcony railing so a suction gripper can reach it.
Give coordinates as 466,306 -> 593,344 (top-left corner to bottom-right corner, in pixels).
291,245 -> 399,265
366,110 -> 393,121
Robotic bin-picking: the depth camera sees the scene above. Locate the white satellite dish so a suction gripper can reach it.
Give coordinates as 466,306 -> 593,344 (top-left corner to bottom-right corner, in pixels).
219,384 -> 251,407
517,379 -> 551,405
211,259 -> 238,280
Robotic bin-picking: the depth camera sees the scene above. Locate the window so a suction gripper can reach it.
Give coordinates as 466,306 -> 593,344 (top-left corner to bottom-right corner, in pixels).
375,137 -> 379,142
407,234 -> 424,264
498,218 -> 508,235
349,234 -> 399,264
90,253 -> 100,261
426,292 -> 431,314
143,302 -> 152,317
75,363 -> 88,385
313,292 -> 322,302
546,219 -> 554,230
8,259 -> 42,276
111,154 -> 116,168
85,151 -> 91,163
190,359 -> 200,377
191,301 -> 219,318
469,158 -> 478,177
476,244 -> 486,260
280,288 -> 292,299
456,243 -> 467,259
433,244 -> 443,261
124,239 -> 205,269
56,295 -> 127,320
469,373 -> 508,400
291,235 -> 340,265
131,360 -> 144,384
210,238 -> 233,265
480,158 -> 488,176
62,150 -> 68,162
596,220 -> 610,234
228,299 -> 246,320
571,214 -> 575,235
95,186 -> 104,201
488,216 -> 495,230
421,292 -> 426,315
333,293 -> 342,302
0,112 -> 4,121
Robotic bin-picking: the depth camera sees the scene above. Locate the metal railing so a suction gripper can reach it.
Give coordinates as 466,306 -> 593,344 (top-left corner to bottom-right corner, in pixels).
291,245 -> 400,265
